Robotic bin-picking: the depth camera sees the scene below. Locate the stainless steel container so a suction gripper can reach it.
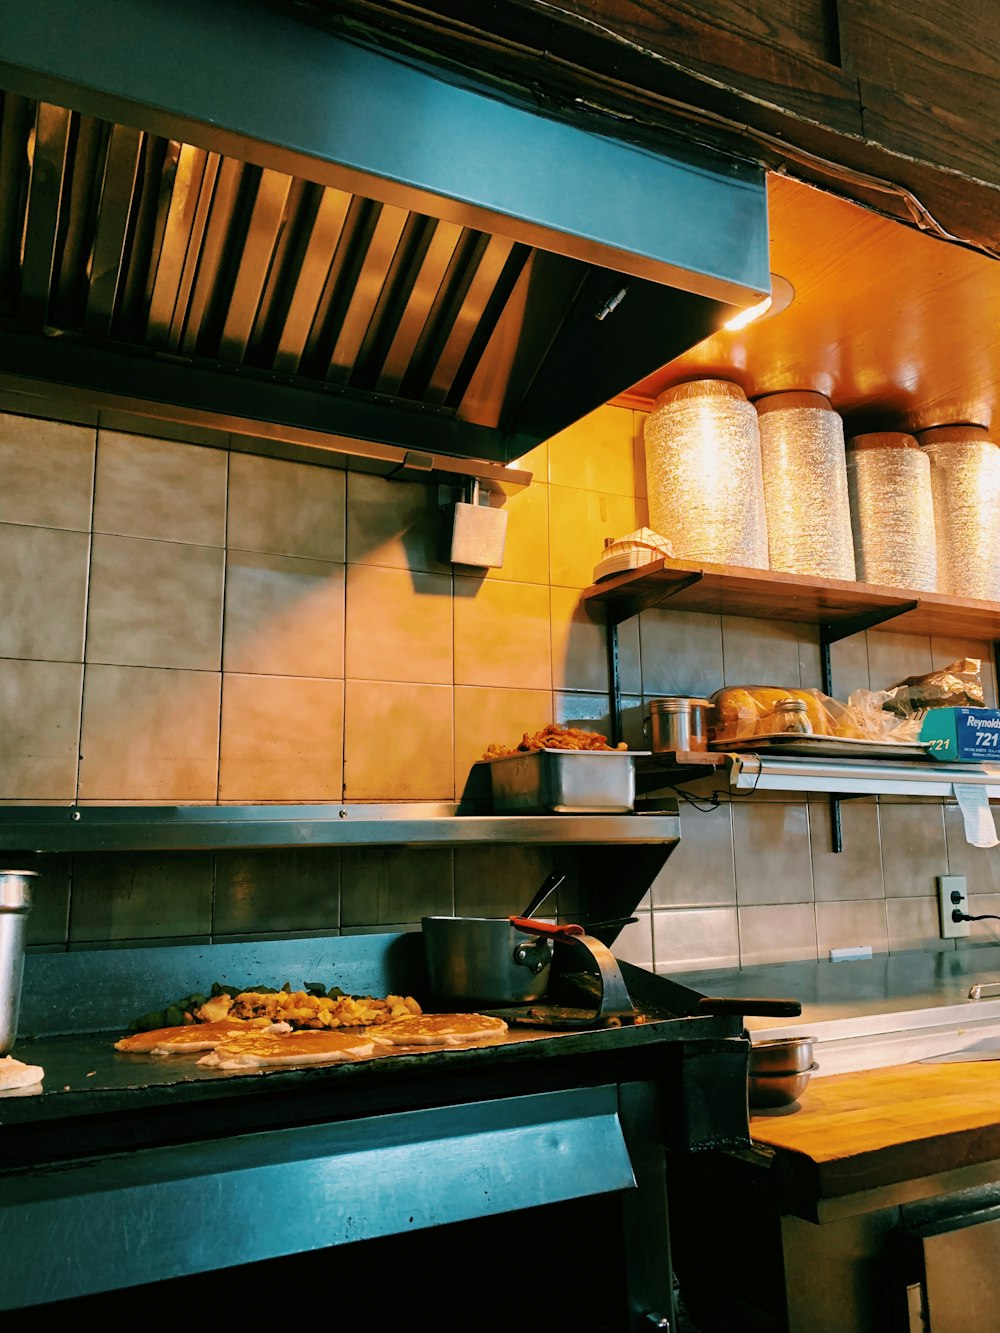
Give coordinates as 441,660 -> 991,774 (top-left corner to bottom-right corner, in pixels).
644,697 -> 714,753
422,916 -> 553,1004
0,870 -> 36,1054
483,748 -> 638,813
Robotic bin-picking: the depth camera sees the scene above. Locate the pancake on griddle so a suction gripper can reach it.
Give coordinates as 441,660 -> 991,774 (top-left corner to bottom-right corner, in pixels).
197,1029 -> 376,1069
370,1013 -> 508,1047
114,1020 -> 281,1054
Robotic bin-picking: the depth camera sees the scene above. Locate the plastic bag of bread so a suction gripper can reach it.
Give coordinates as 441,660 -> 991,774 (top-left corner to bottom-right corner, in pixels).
843,688 -> 924,744
709,686 -> 866,743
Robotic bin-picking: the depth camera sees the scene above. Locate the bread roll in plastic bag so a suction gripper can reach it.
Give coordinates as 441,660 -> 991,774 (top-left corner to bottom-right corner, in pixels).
709,686 -> 866,743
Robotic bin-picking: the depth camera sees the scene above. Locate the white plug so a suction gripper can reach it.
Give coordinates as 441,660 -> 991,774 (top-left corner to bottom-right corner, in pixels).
938,875 -> 970,939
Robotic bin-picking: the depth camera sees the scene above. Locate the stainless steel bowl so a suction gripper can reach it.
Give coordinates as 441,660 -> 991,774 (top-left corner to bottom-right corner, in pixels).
748,1062 -> 818,1109
749,1035 -> 816,1075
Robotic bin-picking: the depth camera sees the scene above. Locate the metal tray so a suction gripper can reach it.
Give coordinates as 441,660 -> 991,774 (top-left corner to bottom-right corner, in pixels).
481,749 -> 648,813
709,733 -> 934,761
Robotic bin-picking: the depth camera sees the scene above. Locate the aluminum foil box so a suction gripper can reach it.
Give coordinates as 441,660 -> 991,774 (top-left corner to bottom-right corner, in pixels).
919,707 -> 1000,760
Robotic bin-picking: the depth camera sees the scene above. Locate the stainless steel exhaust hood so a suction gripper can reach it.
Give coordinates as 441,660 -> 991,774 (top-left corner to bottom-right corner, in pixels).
0,0 -> 769,480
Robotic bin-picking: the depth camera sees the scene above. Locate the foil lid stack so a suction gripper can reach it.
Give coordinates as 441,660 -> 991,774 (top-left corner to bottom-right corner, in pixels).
755,390 -> 856,580
917,425 -> 1000,601
644,379 -> 769,569
846,433 -> 938,591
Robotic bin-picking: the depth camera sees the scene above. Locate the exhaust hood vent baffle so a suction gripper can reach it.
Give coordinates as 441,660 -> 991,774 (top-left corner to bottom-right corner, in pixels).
0,0 -> 770,470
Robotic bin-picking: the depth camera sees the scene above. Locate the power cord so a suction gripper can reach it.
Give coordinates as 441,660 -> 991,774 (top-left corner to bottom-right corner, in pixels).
953,911 -> 1000,924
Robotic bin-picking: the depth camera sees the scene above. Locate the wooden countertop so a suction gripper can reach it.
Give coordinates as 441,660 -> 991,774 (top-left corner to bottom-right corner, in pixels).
749,1061 -> 1000,1199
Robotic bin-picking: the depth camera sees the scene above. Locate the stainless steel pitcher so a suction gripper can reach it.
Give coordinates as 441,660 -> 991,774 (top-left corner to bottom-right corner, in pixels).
0,870 -> 36,1054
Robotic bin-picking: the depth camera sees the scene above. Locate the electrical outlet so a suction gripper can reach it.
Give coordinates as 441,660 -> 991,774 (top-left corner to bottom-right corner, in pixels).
938,875 -> 970,939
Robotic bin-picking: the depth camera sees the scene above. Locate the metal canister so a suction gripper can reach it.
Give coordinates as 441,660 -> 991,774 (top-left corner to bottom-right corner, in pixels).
0,870 -> 36,1054
644,697 -> 714,753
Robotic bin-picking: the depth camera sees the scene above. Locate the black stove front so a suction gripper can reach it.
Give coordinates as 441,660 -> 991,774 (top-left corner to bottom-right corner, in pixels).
0,933 -> 751,1330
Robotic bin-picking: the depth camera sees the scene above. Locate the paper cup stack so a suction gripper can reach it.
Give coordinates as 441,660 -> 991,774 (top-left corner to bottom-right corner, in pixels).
917,425 -> 1000,601
755,390 -> 855,580
644,379 -> 768,569
846,432 -> 937,591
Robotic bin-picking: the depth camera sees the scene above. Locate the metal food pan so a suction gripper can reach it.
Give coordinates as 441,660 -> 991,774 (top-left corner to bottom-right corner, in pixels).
482,748 -> 644,813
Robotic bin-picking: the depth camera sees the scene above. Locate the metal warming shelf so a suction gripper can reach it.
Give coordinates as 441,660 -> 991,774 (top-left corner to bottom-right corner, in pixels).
0,802 -> 681,853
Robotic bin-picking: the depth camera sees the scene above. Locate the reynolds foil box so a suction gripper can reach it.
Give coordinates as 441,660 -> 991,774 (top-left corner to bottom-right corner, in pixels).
919,707 -> 1000,761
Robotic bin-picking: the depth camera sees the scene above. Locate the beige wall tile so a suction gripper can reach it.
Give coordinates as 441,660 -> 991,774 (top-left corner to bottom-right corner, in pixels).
632,411 -> 648,499
94,431 -> 227,545
510,441 -> 547,475
613,907 -> 654,970
87,534 -> 225,670
69,853 -> 213,943
553,691 -> 643,749
79,665 -> 221,801
453,845 -> 561,918
733,803 -> 813,905
652,803 -> 735,907
550,586 -> 608,693
454,685 -> 553,803
961,893 -> 1000,944
944,805 -> 1000,896
547,404 -> 639,496
618,616 -> 642,696
220,674 -> 344,801
224,551 -> 345,677
346,471 -> 448,573
640,608 -> 724,699
739,903 -> 818,966
344,680 -> 453,800
0,659 -> 82,800
721,616 -> 801,687
886,896 -> 952,953
815,900 -> 888,957
866,630 -> 933,692
346,564 -> 452,684
214,848 -> 341,934
485,479 -> 549,585
879,802 -> 948,897
228,453 -> 345,561
828,632 -> 871,699
0,524 -> 89,661
0,414 -> 95,530
342,847 -> 454,926
549,484 -> 639,588
796,623 -> 824,691
810,799 -> 884,900
454,577 -> 550,689
653,906 -> 739,972
4,852 -> 71,947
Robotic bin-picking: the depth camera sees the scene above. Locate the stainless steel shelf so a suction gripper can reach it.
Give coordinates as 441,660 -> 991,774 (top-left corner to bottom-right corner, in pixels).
0,803 -> 681,853
722,754 -> 1000,797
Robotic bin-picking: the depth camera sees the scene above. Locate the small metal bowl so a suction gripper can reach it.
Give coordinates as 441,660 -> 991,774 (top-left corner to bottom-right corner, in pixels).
748,1062 -> 818,1109
749,1035 -> 816,1075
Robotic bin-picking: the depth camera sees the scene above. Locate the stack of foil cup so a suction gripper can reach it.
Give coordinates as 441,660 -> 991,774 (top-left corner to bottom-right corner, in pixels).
846,432 -> 937,591
644,379 -> 769,569
755,390 -> 856,580
917,424 -> 1000,601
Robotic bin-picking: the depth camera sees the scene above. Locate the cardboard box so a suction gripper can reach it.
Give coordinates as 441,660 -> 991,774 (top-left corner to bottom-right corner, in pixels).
919,707 -> 1000,761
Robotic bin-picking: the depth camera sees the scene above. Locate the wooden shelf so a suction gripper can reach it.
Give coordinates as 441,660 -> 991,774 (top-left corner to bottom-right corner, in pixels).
583,556 -> 1000,642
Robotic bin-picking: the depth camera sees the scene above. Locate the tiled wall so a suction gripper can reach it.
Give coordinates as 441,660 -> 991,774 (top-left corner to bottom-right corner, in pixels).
4,406 -> 1000,969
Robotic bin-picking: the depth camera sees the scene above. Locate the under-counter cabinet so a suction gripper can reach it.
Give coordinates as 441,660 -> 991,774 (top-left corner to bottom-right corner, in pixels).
668,1060 -> 1000,1332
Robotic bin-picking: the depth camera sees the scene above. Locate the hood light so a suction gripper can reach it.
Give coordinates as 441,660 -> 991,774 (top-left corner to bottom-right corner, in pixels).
723,274 -> 794,332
